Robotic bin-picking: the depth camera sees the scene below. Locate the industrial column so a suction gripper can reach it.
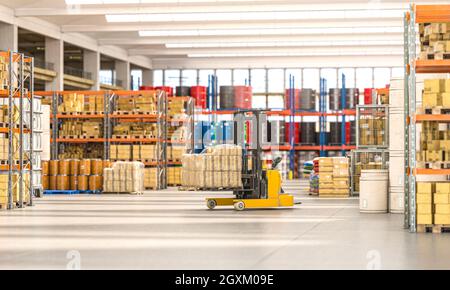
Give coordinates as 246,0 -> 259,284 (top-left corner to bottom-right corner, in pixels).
0,22 -> 18,52
115,60 -> 130,90
84,49 -> 100,90
45,37 -> 63,91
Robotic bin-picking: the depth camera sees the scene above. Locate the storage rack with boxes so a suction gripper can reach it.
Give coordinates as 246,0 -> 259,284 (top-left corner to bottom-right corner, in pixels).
167,96 -> 195,186
350,149 -> 389,196
108,90 -> 169,190
35,89 -> 195,193
49,91 -> 109,160
0,50 -> 36,209
405,4 -> 450,233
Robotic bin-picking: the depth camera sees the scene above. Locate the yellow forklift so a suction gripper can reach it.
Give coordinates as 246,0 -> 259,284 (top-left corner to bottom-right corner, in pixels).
206,110 -> 295,211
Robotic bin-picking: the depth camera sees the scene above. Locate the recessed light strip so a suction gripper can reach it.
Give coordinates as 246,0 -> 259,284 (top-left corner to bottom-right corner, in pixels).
107,9 -> 404,23
139,26 -> 403,37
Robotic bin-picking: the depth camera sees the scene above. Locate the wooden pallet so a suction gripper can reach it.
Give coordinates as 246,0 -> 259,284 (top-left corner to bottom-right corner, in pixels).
420,52 -> 450,60
417,224 -> 450,234
416,161 -> 450,169
112,135 -> 130,139
79,135 -> 99,140
112,111 -> 131,115
132,111 -> 157,115
0,160 -> 21,166
85,111 -> 104,115
421,107 -> 450,115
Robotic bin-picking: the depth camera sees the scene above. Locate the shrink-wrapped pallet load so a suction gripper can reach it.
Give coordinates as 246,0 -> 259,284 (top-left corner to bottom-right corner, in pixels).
181,145 -> 243,189
103,161 -> 144,194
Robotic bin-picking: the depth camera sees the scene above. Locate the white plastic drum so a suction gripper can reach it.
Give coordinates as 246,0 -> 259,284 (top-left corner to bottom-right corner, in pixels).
360,170 -> 389,213
389,110 -> 405,151
390,186 -> 405,214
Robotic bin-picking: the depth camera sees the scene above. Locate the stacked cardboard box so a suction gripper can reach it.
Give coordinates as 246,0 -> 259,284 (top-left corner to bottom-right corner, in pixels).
86,95 -> 105,112
167,167 -> 182,186
421,79 -> 450,108
317,157 -> 350,197
134,93 -> 157,113
168,146 -> 185,161
419,23 -> 450,60
103,161 -> 145,194
144,167 -> 158,189
110,145 -> 132,160
112,124 -> 157,137
58,93 -> 84,113
168,99 -> 186,117
59,121 -> 102,137
0,55 -> 8,89
58,144 -> 104,159
434,183 -> 450,225
0,172 -> 30,206
117,96 -> 134,111
359,118 -> 386,146
417,182 -> 434,225
416,121 -> 450,163
132,145 -> 157,161
181,145 -> 243,189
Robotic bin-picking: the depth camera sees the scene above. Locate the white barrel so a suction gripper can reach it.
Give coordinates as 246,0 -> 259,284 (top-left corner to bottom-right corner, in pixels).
389,150 -> 404,187
390,186 -> 405,214
389,109 -> 405,150
360,170 -> 389,213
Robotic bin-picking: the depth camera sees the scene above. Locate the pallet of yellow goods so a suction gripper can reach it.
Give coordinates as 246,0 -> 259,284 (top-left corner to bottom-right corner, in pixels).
144,167 -> 159,189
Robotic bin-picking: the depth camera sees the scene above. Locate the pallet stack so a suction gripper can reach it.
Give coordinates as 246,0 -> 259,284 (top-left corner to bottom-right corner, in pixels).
86,94 -> 105,112
0,173 -> 30,208
316,157 -> 350,197
167,167 -> 182,186
417,182 -> 450,232
181,145 -> 242,189
58,93 -> 84,113
0,55 -> 8,89
112,123 -> 157,138
103,161 -> 145,194
419,23 -> 450,60
42,159 -> 110,192
59,121 -> 103,138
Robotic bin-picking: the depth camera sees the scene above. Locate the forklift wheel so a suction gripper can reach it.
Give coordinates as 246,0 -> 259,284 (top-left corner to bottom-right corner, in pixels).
234,201 -> 245,211
207,199 -> 217,210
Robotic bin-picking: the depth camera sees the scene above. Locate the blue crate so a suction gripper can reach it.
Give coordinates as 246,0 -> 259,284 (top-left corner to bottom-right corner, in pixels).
44,190 -> 101,195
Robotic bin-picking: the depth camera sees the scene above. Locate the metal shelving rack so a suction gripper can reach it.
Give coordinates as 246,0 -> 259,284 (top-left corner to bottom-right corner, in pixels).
404,4 -> 450,232
0,51 -> 34,209
39,89 -> 187,190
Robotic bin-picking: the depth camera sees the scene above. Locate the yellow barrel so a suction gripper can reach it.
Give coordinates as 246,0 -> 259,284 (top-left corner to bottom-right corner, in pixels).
49,160 -> 59,175
69,159 -> 80,176
91,159 -> 103,175
59,160 -> 70,175
78,175 -> 89,191
79,160 -> 91,175
56,175 -> 70,191
89,175 -> 103,191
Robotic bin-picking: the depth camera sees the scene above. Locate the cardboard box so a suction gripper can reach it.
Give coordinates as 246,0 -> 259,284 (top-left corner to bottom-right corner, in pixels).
417,214 -> 433,225
436,183 -> 450,194
435,204 -> 450,214
417,193 -> 432,204
417,203 -> 433,214
434,193 -> 450,204
417,182 -> 435,194
424,79 -> 445,93
434,214 -> 450,225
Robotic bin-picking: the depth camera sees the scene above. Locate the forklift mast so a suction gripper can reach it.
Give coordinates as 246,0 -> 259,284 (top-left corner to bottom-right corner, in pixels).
233,110 -> 268,200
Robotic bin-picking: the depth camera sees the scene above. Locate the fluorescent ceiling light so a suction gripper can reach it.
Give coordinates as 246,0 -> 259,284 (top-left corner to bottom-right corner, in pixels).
139,27 -> 403,37
66,0 -> 261,4
187,51 -> 403,58
166,40 -> 403,48
107,9 -> 404,23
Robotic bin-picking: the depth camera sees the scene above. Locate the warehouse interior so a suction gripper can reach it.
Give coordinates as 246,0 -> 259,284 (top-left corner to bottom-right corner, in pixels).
1,0 -> 450,271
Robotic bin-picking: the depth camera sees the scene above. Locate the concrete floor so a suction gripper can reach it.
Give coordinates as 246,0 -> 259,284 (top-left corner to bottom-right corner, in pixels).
0,180 -> 449,270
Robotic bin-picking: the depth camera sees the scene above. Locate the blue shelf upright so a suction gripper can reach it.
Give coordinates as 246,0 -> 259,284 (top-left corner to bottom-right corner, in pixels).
289,75 -> 295,179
